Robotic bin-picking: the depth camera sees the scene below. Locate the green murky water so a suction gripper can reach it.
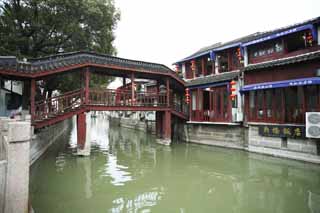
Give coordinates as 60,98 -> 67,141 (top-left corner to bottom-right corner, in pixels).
30,116 -> 320,213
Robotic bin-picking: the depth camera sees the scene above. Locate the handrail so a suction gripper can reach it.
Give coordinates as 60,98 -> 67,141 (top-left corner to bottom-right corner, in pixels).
34,88 -> 189,122
35,88 -> 83,105
34,89 -> 85,121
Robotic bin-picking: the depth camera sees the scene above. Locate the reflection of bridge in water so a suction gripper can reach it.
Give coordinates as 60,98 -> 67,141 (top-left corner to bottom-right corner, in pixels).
0,51 -> 188,151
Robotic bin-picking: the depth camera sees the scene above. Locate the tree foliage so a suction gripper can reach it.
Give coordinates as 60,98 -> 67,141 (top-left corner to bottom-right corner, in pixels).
0,0 -> 120,57
0,0 -> 120,94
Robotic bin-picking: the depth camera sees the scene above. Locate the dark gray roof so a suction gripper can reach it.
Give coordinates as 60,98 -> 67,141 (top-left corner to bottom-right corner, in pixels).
0,51 -> 176,75
186,71 -> 239,87
175,16 -> 320,64
244,50 -> 320,71
177,43 -> 222,63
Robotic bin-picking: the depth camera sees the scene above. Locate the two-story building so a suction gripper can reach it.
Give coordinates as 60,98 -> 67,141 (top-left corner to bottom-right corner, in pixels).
175,16 -> 320,163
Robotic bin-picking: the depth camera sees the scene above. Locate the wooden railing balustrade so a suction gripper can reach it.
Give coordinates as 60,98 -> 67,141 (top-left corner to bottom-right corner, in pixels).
34,88 -> 188,123
191,109 -> 230,122
34,89 -> 85,121
89,89 -> 168,107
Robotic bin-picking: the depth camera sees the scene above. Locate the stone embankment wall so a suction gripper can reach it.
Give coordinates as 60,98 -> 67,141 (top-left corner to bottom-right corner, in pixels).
182,123 -> 320,164
248,125 -> 320,164
182,123 -> 246,150
30,118 -> 72,165
0,116 -> 72,213
110,116 -> 156,134
0,117 -> 31,213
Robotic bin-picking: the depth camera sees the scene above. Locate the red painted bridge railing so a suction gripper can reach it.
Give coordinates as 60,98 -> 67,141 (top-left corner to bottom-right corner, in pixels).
34,89 -> 85,121
89,89 -> 168,107
34,88 -> 188,123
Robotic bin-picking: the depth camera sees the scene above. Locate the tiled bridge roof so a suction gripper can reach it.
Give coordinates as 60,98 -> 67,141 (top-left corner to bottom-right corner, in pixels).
0,51 -> 176,76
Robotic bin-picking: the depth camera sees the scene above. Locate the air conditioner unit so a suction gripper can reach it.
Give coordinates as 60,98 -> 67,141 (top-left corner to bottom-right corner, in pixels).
306,112 -> 320,138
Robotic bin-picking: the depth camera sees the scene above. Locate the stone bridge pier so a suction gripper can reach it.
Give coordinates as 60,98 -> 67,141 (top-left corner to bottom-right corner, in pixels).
155,111 -> 172,145
77,111 -> 91,156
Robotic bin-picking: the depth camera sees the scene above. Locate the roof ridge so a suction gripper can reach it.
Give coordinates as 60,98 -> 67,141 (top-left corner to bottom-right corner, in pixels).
175,16 -> 320,64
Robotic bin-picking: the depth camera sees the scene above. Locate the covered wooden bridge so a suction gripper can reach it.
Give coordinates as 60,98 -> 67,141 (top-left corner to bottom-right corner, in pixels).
0,51 -> 188,148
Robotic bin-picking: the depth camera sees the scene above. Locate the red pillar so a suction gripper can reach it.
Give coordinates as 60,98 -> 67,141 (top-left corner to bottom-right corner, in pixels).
228,50 -> 232,71
30,79 -> 36,121
163,110 -> 171,140
77,112 -> 86,149
166,78 -> 170,107
189,89 -> 193,121
131,72 -> 135,105
156,111 -> 163,137
85,67 -> 90,104
212,60 -> 215,75
201,58 -> 205,76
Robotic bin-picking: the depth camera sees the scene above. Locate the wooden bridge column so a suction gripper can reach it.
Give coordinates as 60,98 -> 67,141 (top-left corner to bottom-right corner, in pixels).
77,112 -> 86,149
166,78 -> 170,107
155,111 -> 163,137
131,72 -> 135,105
85,67 -> 90,104
77,111 -> 91,156
163,110 -> 171,140
30,79 -> 36,121
155,110 -> 171,145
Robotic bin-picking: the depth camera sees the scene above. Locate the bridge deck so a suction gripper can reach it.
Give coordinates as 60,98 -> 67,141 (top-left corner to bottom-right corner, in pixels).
33,88 -> 188,129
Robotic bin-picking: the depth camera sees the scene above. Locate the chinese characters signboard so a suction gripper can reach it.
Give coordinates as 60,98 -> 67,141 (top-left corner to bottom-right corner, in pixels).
258,125 -> 306,138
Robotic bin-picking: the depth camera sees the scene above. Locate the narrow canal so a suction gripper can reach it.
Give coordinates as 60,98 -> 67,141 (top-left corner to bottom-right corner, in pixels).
30,116 -> 320,213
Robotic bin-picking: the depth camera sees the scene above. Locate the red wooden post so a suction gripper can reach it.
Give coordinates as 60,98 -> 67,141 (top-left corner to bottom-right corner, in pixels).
163,110 -> 171,140
30,79 -> 36,121
228,87 -> 232,122
77,112 -> 86,149
228,50 -> 232,71
212,60 -> 215,75
155,111 -> 162,137
301,87 -> 306,123
189,89 -> 193,121
201,58 -> 205,76
131,72 -> 135,105
156,81 -> 160,105
196,88 -> 200,121
281,89 -> 286,124
166,78 -> 170,107
244,95 -> 249,123
85,67 -> 90,104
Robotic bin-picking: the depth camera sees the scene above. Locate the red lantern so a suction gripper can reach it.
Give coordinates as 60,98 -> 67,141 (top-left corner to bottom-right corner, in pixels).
191,60 -> 196,71
185,88 -> 190,104
236,48 -> 242,62
229,80 -> 237,100
306,31 -> 313,46
175,64 -> 180,73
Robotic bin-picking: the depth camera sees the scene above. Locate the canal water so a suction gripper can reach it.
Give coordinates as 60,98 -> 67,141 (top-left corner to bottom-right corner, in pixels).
30,116 -> 320,213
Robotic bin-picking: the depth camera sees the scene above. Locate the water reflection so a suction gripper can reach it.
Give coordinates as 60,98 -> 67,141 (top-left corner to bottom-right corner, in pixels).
30,115 -> 320,213
103,154 -> 132,186
111,190 -> 163,213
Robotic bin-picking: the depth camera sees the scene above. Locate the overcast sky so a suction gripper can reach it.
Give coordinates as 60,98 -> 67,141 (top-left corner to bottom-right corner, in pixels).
114,0 -> 320,69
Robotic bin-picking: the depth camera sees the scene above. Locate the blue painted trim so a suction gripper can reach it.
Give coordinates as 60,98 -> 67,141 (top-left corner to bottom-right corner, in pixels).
175,51 -> 211,64
188,81 -> 229,89
210,51 -> 215,61
242,24 -> 316,47
175,24 -> 317,65
214,42 -> 241,52
241,77 -> 320,92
